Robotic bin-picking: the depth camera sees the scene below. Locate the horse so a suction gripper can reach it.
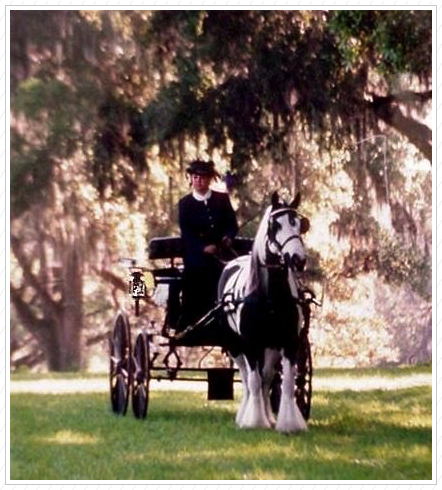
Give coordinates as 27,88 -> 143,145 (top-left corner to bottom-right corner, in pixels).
218,191 -> 310,433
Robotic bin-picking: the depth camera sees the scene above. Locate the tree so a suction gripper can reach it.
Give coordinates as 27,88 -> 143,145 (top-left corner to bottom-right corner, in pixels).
10,10 -> 153,370
10,10 -> 195,370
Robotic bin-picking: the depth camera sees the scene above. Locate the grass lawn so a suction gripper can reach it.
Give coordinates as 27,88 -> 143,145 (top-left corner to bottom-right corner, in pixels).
10,373 -> 432,481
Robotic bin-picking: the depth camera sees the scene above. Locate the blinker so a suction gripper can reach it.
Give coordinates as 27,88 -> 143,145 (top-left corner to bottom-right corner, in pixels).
300,217 -> 310,234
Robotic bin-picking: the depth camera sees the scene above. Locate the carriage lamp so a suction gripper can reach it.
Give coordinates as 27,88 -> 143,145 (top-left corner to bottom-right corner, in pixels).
129,270 -> 155,299
129,271 -> 145,298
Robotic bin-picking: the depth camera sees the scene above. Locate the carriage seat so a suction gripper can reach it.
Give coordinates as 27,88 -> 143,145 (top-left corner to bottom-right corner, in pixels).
148,236 -> 254,261
147,236 -> 254,337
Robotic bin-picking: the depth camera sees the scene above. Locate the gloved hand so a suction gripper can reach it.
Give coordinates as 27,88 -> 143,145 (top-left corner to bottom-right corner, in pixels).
221,236 -> 233,249
203,244 -> 218,255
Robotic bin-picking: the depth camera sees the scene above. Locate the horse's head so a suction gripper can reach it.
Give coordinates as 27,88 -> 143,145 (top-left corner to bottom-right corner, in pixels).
267,191 -> 310,272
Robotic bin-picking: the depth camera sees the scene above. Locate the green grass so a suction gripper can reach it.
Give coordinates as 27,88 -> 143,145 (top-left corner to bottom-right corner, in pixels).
10,384 -> 432,480
314,362 -> 432,378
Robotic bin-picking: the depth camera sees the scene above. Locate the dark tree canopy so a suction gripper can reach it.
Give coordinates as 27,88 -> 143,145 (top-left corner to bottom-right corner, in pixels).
139,9 -> 431,178
11,10 -> 431,210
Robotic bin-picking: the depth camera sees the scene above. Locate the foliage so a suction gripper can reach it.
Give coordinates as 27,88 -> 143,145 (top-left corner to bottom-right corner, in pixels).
377,231 -> 431,300
330,10 -> 432,77
311,271 -> 430,367
137,9 -> 431,183
10,78 -> 81,217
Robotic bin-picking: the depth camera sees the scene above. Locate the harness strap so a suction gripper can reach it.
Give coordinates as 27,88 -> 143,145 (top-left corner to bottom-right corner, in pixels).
278,233 -> 302,251
269,207 -> 296,218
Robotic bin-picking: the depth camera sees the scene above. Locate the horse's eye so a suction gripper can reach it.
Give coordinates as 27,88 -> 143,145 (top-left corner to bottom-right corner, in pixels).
289,214 -> 297,226
272,220 -> 281,234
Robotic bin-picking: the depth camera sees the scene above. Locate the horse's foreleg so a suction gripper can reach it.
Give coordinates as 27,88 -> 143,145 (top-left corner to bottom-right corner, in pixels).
275,357 -> 307,433
262,348 -> 281,426
240,359 -> 271,429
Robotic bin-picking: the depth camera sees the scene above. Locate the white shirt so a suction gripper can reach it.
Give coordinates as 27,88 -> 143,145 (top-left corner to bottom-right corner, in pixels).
192,189 -> 212,203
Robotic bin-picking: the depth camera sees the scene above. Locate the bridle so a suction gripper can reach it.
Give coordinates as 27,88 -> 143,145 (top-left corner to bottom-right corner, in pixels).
266,208 -> 304,257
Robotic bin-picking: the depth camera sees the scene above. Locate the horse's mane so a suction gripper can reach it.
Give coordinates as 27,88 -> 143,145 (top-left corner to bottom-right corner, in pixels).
245,206 -> 272,296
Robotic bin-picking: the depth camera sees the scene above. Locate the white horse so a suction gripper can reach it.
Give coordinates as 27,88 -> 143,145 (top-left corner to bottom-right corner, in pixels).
218,191 -> 310,433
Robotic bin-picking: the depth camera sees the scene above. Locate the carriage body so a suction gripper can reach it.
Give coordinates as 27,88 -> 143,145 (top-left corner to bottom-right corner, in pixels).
147,236 -> 254,339
109,234 -> 313,422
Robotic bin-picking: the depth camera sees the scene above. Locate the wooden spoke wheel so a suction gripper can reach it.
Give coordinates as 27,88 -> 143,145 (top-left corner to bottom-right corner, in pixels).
295,332 -> 313,421
109,312 -> 132,415
132,331 -> 150,419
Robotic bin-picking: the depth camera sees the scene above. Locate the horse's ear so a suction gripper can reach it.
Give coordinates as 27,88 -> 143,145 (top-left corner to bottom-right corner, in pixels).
271,191 -> 279,208
290,192 -> 301,209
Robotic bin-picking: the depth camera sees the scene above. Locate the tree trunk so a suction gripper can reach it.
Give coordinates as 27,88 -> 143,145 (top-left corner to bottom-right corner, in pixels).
59,240 -> 83,370
11,233 -> 84,371
371,95 -> 432,163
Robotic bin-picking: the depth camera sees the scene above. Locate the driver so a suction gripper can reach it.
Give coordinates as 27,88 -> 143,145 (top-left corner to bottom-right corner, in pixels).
178,159 -> 238,330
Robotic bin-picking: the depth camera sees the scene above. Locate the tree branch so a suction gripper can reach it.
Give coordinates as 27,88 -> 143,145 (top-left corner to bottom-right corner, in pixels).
12,351 -> 45,370
370,95 -> 432,163
10,234 -> 62,321
10,284 -> 51,339
85,331 -> 110,347
92,266 -> 127,292
393,90 -> 432,105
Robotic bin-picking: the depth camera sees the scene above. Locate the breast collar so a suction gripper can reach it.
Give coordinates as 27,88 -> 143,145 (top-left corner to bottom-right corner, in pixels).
192,189 -> 212,202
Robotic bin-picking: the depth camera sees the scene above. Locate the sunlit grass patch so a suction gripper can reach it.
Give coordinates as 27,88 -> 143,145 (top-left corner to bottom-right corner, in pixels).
41,429 -> 99,445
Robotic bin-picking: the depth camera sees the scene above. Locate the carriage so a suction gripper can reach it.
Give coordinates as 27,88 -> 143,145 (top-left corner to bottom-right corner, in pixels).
109,194 -> 315,429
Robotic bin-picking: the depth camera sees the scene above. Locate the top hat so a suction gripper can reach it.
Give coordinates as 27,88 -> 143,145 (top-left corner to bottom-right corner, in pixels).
186,159 -> 220,179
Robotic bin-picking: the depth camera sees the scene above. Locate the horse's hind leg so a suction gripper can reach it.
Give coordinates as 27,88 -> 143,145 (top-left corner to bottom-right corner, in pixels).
233,354 -> 249,427
275,357 -> 307,433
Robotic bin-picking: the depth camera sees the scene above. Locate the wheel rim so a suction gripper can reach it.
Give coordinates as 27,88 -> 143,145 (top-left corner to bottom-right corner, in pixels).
111,373 -> 128,414
109,313 -> 131,415
295,335 -> 312,421
132,332 -> 150,419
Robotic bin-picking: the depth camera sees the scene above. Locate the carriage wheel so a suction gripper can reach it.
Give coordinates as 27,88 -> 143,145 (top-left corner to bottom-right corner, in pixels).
132,331 -> 150,419
295,333 -> 313,421
111,373 -> 128,414
109,312 -> 132,415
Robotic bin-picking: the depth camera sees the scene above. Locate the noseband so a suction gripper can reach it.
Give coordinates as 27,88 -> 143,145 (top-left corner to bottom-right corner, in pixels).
275,233 -> 302,251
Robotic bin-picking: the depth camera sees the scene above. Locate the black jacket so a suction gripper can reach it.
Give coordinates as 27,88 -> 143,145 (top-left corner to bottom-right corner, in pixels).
178,190 -> 238,269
